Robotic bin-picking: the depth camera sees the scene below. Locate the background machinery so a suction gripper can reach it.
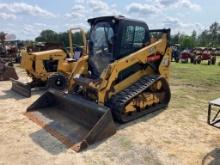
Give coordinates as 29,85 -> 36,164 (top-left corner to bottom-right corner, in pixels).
200,48 -> 216,65
179,49 -> 192,63
192,47 -> 216,65
0,40 -> 19,81
26,42 -> 63,53
0,40 -> 20,63
25,16 -> 172,151
0,59 -> 18,81
11,28 -> 87,97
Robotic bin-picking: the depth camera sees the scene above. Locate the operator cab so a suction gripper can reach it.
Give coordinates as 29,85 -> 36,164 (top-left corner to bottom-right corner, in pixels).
88,16 -> 150,78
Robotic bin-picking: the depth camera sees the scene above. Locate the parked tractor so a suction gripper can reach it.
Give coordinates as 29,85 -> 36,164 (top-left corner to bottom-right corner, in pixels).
191,47 -> 203,64
193,47 -> 216,65
215,48 -> 220,56
179,49 -> 192,63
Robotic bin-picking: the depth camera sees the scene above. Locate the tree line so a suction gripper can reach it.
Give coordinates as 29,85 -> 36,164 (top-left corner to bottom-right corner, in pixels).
35,22 -> 220,50
35,30 -> 84,48
2,21 -> 219,50
170,22 -> 220,49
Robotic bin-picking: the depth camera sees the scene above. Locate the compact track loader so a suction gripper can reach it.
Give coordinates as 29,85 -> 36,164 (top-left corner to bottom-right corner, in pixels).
25,16 -> 172,152
11,28 -> 87,97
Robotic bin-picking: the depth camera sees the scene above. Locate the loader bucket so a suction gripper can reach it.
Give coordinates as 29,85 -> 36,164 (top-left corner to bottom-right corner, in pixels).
10,78 -> 31,97
0,63 -> 18,81
25,89 -> 116,152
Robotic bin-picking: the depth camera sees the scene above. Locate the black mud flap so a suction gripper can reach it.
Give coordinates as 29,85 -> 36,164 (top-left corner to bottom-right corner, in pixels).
10,78 -> 32,97
25,89 -> 116,152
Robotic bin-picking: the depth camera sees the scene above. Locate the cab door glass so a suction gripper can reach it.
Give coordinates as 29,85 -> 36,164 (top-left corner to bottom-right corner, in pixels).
120,25 -> 146,58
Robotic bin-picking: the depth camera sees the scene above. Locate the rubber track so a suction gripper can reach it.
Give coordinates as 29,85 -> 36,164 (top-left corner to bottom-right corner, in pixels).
108,75 -> 171,123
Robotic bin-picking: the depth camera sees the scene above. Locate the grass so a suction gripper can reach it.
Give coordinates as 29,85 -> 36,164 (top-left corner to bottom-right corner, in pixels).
169,59 -> 220,117
171,62 -> 220,88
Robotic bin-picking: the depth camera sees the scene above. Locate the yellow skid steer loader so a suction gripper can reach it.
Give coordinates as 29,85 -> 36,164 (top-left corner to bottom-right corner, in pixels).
11,28 -> 87,97
25,16 -> 172,152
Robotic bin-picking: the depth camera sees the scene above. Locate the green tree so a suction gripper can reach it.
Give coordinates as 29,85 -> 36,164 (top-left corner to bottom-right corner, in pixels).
35,30 -> 58,43
35,30 -> 84,48
72,32 -> 83,46
191,30 -> 197,47
217,33 -> 220,47
209,22 -> 219,47
57,32 -> 69,47
171,33 -> 180,45
197,30 -> 211,47
179,34 -> 194,49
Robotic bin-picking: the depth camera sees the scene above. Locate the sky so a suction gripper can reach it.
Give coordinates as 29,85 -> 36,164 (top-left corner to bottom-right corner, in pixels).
0,0 -> 219,40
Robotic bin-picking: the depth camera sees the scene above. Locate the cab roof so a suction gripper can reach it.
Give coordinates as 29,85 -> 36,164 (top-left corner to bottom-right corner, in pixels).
87,15 -> 147,25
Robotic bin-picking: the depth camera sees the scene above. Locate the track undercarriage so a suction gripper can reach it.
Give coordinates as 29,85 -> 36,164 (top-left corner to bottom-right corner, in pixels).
109,75 -> 171,122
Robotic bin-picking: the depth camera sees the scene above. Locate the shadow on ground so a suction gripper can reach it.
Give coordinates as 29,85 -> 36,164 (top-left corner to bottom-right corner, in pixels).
30,129 -> 68,155
0,89 -> 27,100
0,89 -> 44,100
202,148 -> 220,165
117,109 -> 165,130
84,108 -> 166,152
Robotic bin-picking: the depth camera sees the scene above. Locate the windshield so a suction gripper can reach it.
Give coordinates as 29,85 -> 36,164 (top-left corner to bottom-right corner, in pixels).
89,22 -> 114,78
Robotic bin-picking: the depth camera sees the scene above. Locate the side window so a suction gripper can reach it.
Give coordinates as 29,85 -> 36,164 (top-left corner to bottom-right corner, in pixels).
120,25 -> 146,58
123,26 -> 135,44
134,26 -> 145,45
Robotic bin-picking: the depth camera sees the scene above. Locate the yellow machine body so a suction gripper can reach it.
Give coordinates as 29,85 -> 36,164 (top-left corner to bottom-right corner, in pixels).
11,27 -> 87,97
66,34 -> 171,104
20,49 -> 66,81
26,16 -> 172,151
